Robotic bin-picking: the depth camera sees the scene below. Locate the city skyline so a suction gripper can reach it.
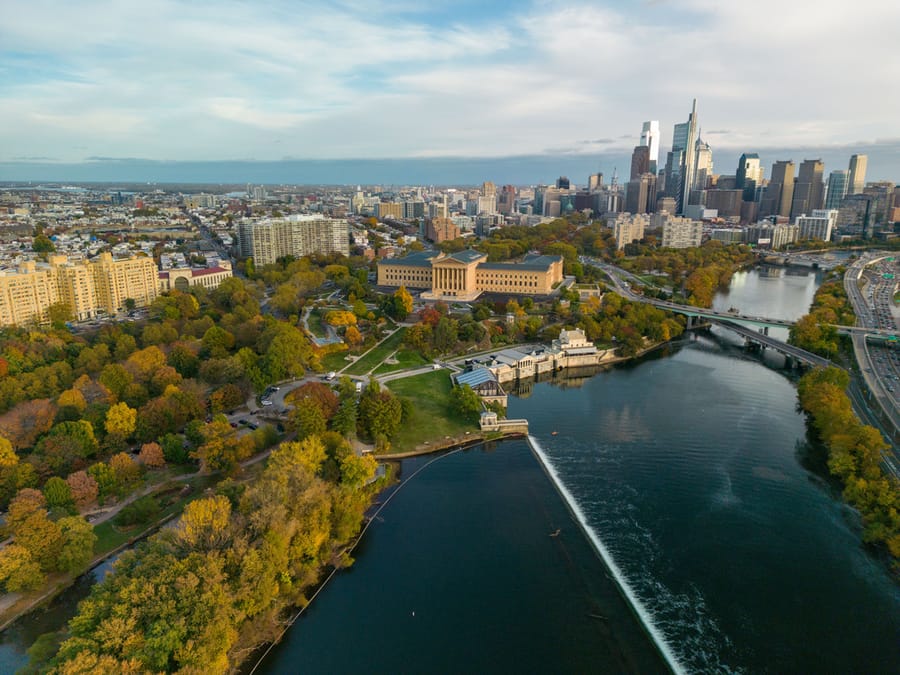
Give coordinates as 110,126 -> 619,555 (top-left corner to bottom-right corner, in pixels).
2,0 -> 900,172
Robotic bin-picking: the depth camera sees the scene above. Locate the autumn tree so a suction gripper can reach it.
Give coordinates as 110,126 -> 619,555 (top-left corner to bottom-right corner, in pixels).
138,442 -> 166,469
110,453 -> 141,492
0,436 -> 18,468
0,544 -> 45,591
66,470 -> 99,509
44,476 -> 75,511
105,402 -> 137,438
175,494 -> 232,551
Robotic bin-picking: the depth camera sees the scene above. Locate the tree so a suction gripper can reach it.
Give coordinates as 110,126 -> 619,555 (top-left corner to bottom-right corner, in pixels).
433,316 -> 459,354
138,442 -> 166,468
209,384 -> 245,414
0,399 -> 57,450
339,452 -> 377,487
57,387 -> 88,419
393,286 -> 413,320
105,402 -> 137,438
451,384 -> 483,422
15,511 -> 63,570
325,310 -> 357,326
87,462 -> 119,501
0,436 -> 17,468
175,494 -> 231,551
99,363 -> 133,401
201,325 -> 236,358
56,516 -> 97,573
47,301 -> 74,328
0,544 -> 45,591
358,381 -> 402,441
159,433 -> 190,464
344,324 -> 363,347
288,403 -> 327,440
269,436 -> 327,476
44,476 -> 75,510
110,452 -> 141,491
6,488 -> 47,535
67,471 -> 99,509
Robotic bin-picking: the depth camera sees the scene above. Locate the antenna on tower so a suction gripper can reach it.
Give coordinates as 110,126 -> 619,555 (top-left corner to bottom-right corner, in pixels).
611,167 -> 619,190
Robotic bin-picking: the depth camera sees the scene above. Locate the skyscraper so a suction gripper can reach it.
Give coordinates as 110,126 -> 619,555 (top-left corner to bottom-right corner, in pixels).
825,170 -> 849,209
848,154 -> 867,195
630,146 -> 651,180
761,161 -> 795,218
735,153 -> 763,201
790,159 -> 825,220
692,134 -> 713,192
640,121 -> 660,174
667,99 -> 698,215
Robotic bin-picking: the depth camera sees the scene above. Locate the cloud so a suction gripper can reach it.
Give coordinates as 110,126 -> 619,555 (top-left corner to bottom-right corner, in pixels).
0,0 -> 898,164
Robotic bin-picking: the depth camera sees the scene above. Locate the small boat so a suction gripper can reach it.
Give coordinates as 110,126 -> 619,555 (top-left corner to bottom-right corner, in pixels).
549,529 -> 561,537
551,431 -> 558,436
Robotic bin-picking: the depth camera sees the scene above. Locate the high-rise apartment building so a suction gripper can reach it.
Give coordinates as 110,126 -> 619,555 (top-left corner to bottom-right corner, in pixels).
625,173 -> 657,215
661,217 -> 703,249
825,170 -> 849,210
761,161 -> 795,218
790,159 -> 825,220
796,209 -> 837,242
238,216 -> 349,266
640,121 -> 660,174
609,213 -> 649,250
848,154 -> 867,195
0,253 -> 159,327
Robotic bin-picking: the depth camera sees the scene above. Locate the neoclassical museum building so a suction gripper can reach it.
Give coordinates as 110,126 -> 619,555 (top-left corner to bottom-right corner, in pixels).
376,250 -> 564,301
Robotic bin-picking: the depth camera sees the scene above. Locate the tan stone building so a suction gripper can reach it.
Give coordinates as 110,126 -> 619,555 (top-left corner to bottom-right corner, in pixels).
377,250 -> 564,301
0,253 -> 160,327
158,261 -> 233,293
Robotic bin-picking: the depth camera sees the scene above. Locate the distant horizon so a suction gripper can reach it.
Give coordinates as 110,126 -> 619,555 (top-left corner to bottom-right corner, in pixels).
1,141 -> 898,188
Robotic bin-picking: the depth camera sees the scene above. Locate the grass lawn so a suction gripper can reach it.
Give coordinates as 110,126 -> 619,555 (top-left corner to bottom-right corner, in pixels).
386,370 -> 475,452
344,327 -> 407,376
373,348 -> 429,374
307,309 -> 327,337
321,350 -> 352,372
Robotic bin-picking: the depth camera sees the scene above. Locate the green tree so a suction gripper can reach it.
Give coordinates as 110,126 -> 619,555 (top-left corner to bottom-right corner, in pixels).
450,384 -> 483,422
44,476 -> 74,511
57,516 -> 97,573
32,233 -> 55,253
47,301 -> 74,328
288,403 -> 327,440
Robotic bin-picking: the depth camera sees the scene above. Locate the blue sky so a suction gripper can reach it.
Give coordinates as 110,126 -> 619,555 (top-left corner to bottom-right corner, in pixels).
2,0 -> 899,174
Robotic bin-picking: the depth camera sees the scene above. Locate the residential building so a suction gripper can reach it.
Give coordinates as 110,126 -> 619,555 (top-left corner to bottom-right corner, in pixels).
661,217 -> 703,248
425,217 -> 460,243
796,209 -> 838,242
745,223 -> 799,249
0,253 -> 159,327
238,216 -> 349,266
609,213 -> 649,250
375,202 -> 403,220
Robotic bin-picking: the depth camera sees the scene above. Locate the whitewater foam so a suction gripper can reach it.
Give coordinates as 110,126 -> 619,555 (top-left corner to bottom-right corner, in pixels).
527,435 -> 686,675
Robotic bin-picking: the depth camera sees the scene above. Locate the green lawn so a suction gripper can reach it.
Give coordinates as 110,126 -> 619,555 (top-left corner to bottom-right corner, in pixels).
386,370 -> 475,452
344,328 -> 407,375
320,350 -> 352,372
373,348 -> 429,374
307,309 -> 327,337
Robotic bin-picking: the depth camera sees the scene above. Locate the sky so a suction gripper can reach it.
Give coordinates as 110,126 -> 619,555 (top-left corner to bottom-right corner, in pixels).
2,0 -> 899,182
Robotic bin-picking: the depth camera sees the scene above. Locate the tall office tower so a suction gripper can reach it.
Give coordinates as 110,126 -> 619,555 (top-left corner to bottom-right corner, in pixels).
497,185 -> 517,214
848,154 -> 867,195
640,121 -> 660,174
761,160 -> 795,218
481,181 -> 496,197
665,99 -> 699,214
692,135 -> 713,192
735,153 -> 763,201
630,146 -> 651,180
790,159 -> 825,220
625,173 -> 657,215
825,170 -> 849,209
556,176 -> 571,190
588,172 -> 604,191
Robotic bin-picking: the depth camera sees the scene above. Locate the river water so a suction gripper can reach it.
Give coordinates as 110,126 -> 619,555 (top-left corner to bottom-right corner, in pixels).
259,262 -> 900,674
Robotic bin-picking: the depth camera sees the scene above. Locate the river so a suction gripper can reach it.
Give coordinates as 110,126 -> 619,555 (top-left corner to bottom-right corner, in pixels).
259,261 -> 900,674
